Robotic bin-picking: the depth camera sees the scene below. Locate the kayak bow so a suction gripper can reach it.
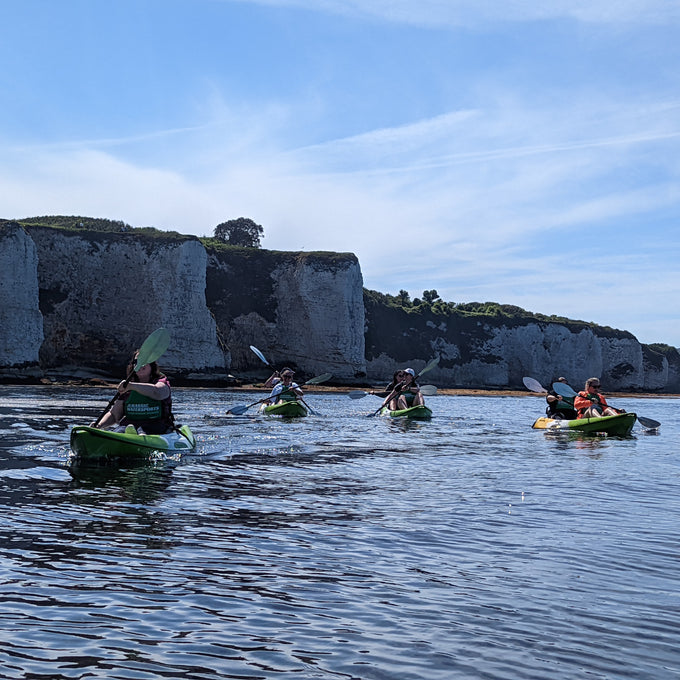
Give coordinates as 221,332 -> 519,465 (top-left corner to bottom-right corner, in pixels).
70,424 -> 196,462
260,401 -> 308,417
380,405 -> 432,419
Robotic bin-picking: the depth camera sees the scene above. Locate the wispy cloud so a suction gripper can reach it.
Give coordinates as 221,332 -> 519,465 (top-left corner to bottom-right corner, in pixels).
2,89 -> 679,344
226,0 -> 680,26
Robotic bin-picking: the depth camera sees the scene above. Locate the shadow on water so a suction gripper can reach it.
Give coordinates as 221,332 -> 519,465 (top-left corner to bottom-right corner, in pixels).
68,460 -> 177,502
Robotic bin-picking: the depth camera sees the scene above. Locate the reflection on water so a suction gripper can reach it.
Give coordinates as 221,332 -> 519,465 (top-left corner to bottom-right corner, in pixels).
0,386 -> 678,679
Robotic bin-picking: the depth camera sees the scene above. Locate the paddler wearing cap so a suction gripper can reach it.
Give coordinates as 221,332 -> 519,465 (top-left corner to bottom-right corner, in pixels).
380,367 -> 425,412
545,376 -> 577,420
265,367 -> 303,405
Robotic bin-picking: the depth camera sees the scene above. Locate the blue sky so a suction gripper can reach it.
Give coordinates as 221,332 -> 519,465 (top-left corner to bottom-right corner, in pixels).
3,0 -> 679,347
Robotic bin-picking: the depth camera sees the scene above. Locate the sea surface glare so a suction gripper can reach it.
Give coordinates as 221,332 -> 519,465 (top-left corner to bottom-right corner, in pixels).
0,386 -> 678,680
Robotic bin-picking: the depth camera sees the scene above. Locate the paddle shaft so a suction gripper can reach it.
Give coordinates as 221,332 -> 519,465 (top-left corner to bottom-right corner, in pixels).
350,384 -> 437,399
93,369 -> 136,428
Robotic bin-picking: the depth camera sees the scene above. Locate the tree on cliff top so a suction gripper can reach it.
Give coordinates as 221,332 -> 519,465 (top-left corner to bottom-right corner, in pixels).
213,217 -> 264,248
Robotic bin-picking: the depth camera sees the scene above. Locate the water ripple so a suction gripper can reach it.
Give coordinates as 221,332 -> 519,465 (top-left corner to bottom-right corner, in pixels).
0,388 -> 678,679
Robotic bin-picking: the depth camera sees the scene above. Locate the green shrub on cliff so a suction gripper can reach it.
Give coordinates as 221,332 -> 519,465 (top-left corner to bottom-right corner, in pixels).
212,217 -> 264,248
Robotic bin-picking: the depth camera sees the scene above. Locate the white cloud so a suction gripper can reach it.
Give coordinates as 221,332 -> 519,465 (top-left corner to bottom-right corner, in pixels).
2,90 -> 679,345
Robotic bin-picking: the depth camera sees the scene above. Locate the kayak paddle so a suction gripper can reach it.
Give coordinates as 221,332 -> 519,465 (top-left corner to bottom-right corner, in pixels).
250,344 -> 272,368
92,327 -> 171,428
348,384 -> 437,399
552,381 -> 661,430
523,377 -> 547,393
637,416 -> 661,430
227,372 -> 332,415
368,355 -> 440,417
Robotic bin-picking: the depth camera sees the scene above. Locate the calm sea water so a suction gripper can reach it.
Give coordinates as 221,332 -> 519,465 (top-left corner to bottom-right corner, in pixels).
0,385 -> 678,680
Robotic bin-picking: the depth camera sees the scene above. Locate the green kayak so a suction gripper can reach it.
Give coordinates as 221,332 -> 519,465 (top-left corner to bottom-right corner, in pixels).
532,413 -> 637,436
70,424 -> 196,463
380,405 -> 432,419
260,401 -> 308,417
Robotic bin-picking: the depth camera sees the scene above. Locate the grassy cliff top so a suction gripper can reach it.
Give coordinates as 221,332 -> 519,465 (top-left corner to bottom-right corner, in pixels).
364,288 -> 636,340
17,215 -> 191,241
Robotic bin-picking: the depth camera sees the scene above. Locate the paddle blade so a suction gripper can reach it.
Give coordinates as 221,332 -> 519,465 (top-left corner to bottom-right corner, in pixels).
420,384 -> 437,396
637,416 -> 660,429
249,345 -> 269,366
304,372 -> 332,385
552,382 -> 578,398
347,390 -> 369,399
523,377 -> 546,393
227,404 -> 250,415
136,328 -> 171,370
417,355 -> 440,379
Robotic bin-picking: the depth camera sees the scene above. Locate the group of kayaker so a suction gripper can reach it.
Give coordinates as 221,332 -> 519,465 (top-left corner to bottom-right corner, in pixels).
94,346 -> 430,434
263,364 -> 427,413
93,342 -> 623,435
545,376 -> 624,420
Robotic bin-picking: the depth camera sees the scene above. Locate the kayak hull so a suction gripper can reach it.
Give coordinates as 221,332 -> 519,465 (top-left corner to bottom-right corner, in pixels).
70,425 -> 196,463
261,401 -> 308,417
380,405 -> 432,419
532,413 -> 637,436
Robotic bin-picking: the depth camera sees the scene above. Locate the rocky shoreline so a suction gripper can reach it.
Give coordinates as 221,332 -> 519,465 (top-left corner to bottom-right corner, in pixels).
0,379 -> 674,400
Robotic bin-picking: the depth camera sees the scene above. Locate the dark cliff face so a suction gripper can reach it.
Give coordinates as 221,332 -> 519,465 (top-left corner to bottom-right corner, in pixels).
205,246 -> 282,325
204,243 -> 365,378
364,294 -> 497,366
363,290 -> 672,391
647,344 -> 680,391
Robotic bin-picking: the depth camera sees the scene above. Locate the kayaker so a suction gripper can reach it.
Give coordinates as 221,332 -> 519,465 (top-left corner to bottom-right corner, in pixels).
267,368 -> 303,405
574,378 -> 624,418
546,377 -> 577,419
380,368 -> 424,411
94,352 -> 174,434
372,369 -> 405,400
396,368 -> 425,410
377,369 -> 406,409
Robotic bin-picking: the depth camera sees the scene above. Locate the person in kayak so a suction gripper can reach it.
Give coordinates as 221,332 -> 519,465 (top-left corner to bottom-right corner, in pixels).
381,368 -> 424,411
373,369 -> 407,400
264,371 -> 282,388
546,377 -> 577,419
94,352 -> 174,434
574,378 -> 624,418
267,368 -> 303,405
